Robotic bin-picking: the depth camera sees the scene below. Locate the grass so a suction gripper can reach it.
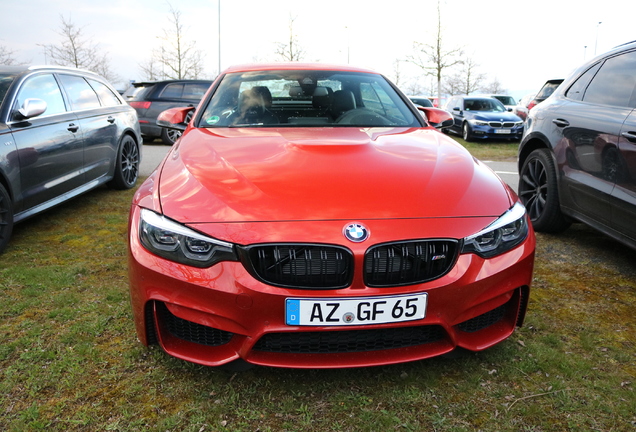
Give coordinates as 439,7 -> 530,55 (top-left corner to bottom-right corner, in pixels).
1,150 -> 635,431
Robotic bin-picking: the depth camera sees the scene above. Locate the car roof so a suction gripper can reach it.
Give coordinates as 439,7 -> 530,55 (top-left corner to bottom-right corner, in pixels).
221,63 -> 379,75
130,79 -> 213,86
0,64 -> 100,77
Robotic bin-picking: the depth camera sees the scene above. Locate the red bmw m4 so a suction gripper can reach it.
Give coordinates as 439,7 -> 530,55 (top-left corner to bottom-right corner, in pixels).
128,63 -> 535,369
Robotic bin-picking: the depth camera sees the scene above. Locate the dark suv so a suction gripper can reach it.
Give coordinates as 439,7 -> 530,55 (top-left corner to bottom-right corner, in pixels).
518,41 -> 636,250
123,80 -> 212,144
0,65 -> 142,253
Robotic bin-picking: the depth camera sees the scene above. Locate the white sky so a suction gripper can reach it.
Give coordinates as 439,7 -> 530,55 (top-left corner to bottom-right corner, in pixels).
1,0 -> 633,99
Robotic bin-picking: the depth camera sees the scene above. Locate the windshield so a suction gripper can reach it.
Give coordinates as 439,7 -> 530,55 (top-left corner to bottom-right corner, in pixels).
464,98 -> 506,112
493,95 -> 516,106
199,70 -> 419,128
0,73 -> 17,107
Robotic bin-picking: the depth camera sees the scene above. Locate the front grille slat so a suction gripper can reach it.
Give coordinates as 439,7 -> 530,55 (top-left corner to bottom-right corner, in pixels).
364,240 -> 458,287
242,244 -> 354,289
253,325 -> 446,353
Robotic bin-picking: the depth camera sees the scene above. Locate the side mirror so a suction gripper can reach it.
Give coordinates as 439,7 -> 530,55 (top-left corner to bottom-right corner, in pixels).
156,106 -> 196,131
16,98 -> 47,120
418,107 -> 454,129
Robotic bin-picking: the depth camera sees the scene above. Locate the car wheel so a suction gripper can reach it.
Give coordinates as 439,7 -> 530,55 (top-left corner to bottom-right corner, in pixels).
0,183 -> 14,254
161,127 -> 182,145
518,148 -> 570,233
462,123 -> 473,142
108,135 -> 140,190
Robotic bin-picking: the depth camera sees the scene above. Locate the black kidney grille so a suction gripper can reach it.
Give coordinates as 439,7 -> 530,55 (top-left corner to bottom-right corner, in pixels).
243,244 -> 353,289
364,240 -> 458,287
253,325 -> 446,353
157,302 -> 233,347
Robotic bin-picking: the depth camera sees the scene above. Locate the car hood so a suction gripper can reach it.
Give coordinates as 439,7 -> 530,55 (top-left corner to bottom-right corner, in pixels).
157,127 -> 513,223
467,111 -> 520,122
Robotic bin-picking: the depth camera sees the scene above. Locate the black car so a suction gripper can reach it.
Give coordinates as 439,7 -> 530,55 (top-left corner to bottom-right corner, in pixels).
123,79 -> 212,144
518,41 -> 636,250
408,96 -> 434,107
0,65 -> 142,254
526,78 -> 563,111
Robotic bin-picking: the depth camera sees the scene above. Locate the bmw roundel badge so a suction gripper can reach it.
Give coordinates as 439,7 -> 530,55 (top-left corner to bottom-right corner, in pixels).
343,223 -> 369,243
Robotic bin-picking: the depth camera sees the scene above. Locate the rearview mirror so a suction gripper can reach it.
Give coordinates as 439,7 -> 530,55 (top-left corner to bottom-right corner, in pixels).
156,106 -> 196,131
16,98 -> 47,120
418,107 -> 454,129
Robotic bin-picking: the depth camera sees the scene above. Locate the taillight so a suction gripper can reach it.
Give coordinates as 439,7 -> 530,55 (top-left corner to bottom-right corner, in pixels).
130,101 -> 151,109
527,101 -> 536,111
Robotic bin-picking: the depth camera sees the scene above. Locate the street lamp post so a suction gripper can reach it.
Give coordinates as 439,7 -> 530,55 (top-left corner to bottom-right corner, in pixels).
595,21 -> 602,56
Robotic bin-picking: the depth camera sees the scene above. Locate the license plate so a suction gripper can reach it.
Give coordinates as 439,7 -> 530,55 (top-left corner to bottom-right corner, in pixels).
494,129 -> 511,134
285,293 -> 427,326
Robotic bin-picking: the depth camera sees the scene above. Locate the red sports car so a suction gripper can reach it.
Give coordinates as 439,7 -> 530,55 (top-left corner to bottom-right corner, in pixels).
128,63 -> 535,369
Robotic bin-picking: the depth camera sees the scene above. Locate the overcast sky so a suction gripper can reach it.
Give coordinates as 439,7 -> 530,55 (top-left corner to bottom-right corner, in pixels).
1,0 -> 633,99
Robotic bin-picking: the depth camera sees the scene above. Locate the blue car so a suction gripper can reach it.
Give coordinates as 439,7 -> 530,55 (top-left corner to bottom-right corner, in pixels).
444,96 -> 524,142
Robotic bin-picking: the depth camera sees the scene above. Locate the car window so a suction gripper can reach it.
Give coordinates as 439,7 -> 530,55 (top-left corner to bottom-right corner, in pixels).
123,84 -> 153,100
15,73 -> 66,116
582,51 -> 636,108
57,74 -> 100,111
565,62 -> 602,102
159,83 -> 184,99
493,95 -> 515,105
88,79 -> 121,107
0,73 -> 18,107
199,70 -> 419,128
182,83 -> 210,99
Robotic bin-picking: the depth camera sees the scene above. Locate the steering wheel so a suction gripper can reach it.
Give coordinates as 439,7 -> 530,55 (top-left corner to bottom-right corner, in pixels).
335,108 -> 392,126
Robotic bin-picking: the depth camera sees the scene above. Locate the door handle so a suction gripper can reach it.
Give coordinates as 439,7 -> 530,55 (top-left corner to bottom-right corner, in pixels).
68,123 -> 79,133
107,116 -> 116,124
621,131 -> 636,142
552,118 -> 569,127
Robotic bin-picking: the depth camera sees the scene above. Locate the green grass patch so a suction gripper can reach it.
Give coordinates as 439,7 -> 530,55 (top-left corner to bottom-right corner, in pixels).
1,179 -> 635,431
448,134 -> 520,161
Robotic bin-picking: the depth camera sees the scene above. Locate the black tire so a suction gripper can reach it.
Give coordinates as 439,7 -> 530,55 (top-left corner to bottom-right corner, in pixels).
462,122 -> 473,142
108,135 -> 140,190
518,148 -> 570,233
0,182 -> 14,255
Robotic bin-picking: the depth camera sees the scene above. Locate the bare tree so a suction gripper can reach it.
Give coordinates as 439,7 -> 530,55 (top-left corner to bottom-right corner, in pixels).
408,0 -> 463,103
148,4 -> 206,80
481,77 -> 507,94
40,15 -> 117,82
0,45 -> 22,65
275,15 -> 305,62
444,56 -> 485,95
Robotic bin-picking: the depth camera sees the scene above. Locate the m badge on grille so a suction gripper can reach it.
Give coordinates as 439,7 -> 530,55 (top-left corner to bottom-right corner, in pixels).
343,223 -> 369,243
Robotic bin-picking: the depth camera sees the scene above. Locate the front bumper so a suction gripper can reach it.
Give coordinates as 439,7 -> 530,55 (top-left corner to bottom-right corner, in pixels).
471,124 -> 524,140
128,206 -> 535,369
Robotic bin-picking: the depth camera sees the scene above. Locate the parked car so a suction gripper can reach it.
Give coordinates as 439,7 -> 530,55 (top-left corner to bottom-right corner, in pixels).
0,65 -> 142,254
518,41 -> 636,250
128,63 -> 535,369
443,96 -> 524,141
408,96 -> 434,107
515,93 -> 536,121
476,93 -> 529,121
526,79 -> 563,111
123,79 -> 212,145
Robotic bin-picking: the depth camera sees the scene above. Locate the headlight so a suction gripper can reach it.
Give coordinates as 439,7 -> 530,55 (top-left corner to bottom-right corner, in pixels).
139,208 -> 238,267
470,119 -> 488,126
514,121 -> 524,127
462,202 -> 529,258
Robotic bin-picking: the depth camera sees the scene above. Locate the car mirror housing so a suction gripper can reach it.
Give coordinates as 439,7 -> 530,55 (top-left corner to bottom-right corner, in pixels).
16,98 -> 47,120
418,107 -> 454,129
156,106 -> 195,131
